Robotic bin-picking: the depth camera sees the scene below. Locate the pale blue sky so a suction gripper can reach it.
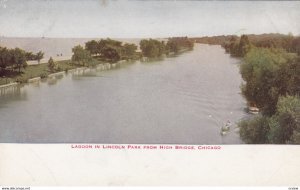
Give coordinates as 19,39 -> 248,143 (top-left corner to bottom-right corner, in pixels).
0,0 -> 299,38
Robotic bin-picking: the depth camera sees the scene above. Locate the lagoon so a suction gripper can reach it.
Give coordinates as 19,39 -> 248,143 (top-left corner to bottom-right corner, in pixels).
0,44 -> 249,144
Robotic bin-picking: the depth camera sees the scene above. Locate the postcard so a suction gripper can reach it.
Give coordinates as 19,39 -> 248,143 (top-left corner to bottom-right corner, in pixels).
0,0 -> 299,188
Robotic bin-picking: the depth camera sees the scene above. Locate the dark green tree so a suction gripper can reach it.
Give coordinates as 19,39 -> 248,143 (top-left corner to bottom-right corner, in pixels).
35,51 -> 44,64
85,40 -> 99,56
268,96 -> 300,144
238,35 -> 251,57
102,47 -> 120,62
239,115 -> 271,144
240,47 -> 296,115
122,43 -> 137,59
12,48 -> 27,73
140,39 -> 165,58
71,45 -> 92,66
48,57 -> 57,71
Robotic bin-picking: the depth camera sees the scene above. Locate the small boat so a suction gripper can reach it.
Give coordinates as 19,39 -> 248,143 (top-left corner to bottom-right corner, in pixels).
248,106 -> 259,114
220,120 -> 231,136
220,131 -> 227,136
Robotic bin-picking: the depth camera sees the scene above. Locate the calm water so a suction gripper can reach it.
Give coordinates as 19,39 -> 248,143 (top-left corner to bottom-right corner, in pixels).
0,44 -> 248,144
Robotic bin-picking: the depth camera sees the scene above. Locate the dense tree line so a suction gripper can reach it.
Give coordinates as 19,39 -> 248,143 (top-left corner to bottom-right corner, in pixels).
0,46 -> 44,75
191,35 -> 237,45
139,37 -> 194,58
232,35 -> 300,144
139,39 -> 166,58
239,95 -> 300,144
84,38 -> 138,62
166,37 -> 194,53
247,33 -> 300,55
194,33 -> 300,57
240,48 -> 299,115
223,35 -> 251,57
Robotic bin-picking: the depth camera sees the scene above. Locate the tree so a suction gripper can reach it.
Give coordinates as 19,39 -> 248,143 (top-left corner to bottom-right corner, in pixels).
0,47 -> 10,72
239,115 -> 271,144
48,57 -> 57,71
238,35 -> 251,57
12,48 -> 27,73
166,37 -> 194,53
268,96 -> 300,144
85,40 -> 99,56
239,95 -> 300,144
102,47 -> 120,62
97,39 -> 107,55
166,40 -> 179,53
35,51 -> 44,64
71,45 -> 92,65
139,39 -> 166,58
25,52 -> 35,60
240,47 -> 296,115
84,38 -> 137,62
122,43 -> 137,59
291,37 -> 300,55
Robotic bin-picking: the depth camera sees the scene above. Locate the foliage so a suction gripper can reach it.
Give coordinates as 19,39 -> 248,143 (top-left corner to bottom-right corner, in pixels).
195,33 -> 300,56
0,46 -> 44,75
140,39 -> 166,58
240,96 -> 300,144
240,47 -> 298,115
268,96 -> 300,144
233,34 -> 300,144
102,47 -> 121,62
71,45 -> 92,66
223,35 -> 251,57
122,43 -> 138,59
48,57 -> 57,71
84,38 -> 138,62
239,115 -> 271,144
11,48 -> 27,73
36,51 -> 44,64
191,35 -> 238,45
139,37 -> 194,58
85,40 -> 99,56
166,37 -> 194,53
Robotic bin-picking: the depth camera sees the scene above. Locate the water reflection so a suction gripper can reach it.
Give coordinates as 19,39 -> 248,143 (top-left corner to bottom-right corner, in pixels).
0,85 -> 28,108
0,44 -> 248,144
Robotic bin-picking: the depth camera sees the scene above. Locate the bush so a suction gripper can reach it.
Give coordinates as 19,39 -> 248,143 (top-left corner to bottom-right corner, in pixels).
239,116 -> 270,144
268,96 -> 300,144
239,95 -> 300,144
40,73 -> 48,78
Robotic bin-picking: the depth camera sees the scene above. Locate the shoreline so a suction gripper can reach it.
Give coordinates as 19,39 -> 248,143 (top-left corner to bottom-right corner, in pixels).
0,58 -> 134,87
0,48 -> 192,87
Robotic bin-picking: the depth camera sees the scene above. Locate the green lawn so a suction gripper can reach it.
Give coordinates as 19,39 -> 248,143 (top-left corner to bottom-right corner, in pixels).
0,60 -> 80,85
0,58 -> 128,86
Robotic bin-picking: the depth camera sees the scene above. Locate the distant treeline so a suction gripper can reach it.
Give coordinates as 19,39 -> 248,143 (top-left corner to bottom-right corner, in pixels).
192,35 -> 236,45
192,33 -> 300,56
197,33 -> 300,144
0,46 -> 44,73
70,38 -> 139,65
72,37 -> 195,65
140,37 -> 194,58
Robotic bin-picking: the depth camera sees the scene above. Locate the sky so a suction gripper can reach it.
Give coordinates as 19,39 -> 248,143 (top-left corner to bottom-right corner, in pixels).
0,0 -> 299,38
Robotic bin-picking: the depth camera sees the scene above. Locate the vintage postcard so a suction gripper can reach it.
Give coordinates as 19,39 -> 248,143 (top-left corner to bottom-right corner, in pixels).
0,0 -> 299,188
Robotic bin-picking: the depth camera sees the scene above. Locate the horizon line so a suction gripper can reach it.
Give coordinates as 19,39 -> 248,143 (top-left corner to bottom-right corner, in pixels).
0,32 -> 299,39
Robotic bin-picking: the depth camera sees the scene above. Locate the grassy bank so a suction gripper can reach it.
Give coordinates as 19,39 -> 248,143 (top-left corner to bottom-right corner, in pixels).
0,60 -> 93,86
